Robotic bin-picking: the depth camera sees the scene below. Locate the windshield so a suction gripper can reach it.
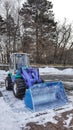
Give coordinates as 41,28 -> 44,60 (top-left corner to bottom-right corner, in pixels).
15,54 -> 29,69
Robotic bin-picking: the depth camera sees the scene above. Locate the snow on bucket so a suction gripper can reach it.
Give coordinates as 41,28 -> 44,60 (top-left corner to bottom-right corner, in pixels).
24,81 -> 68,112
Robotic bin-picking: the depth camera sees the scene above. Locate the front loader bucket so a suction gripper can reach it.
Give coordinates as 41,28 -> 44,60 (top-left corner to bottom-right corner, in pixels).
24,81 -> 68,112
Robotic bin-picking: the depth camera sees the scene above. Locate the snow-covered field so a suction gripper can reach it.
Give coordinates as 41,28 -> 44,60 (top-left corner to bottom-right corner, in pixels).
0,67 -> 73,130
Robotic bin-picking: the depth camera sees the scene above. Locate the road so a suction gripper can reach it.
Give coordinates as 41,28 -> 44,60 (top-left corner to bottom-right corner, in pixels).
41,74 -> 73,90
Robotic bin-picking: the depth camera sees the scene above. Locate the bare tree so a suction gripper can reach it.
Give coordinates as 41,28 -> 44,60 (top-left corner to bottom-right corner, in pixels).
3,0 -> 22,62
53,19 -> 73,64
3,1 -> 12,63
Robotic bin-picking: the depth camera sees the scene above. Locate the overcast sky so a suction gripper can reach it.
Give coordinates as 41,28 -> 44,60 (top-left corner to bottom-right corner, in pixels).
0,0 -> 73,24
51,0 -> 73,23
21,0 -> 73,23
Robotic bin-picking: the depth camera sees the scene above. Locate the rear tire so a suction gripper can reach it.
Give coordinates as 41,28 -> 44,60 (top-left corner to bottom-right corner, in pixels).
13,78 -> 26,98
5,76 -> 13,90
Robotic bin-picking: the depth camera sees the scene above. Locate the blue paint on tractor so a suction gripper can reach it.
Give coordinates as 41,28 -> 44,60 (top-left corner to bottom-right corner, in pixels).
7,66 -> 68,112
6,53 -> 68,112
24,81 -> 68,112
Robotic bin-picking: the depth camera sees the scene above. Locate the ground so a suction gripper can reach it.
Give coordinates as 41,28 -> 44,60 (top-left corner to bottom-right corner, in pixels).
25,111 -> 73,130
0,68 -> 73,130
25,109 -> 73,130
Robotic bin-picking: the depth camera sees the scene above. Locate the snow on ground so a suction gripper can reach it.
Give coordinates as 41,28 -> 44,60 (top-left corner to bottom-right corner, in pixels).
39,67 -> 73,75
1,86 -> 73,129
0,68 -> 73,130
64,114 -> 73,128
0,70 -> 7,84
0,87 -> 57,129
0,97 -> 20,130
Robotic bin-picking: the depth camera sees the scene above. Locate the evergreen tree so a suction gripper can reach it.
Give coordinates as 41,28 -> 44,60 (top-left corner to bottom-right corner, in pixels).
19,0 -> 56,63
0,15 -> 5,35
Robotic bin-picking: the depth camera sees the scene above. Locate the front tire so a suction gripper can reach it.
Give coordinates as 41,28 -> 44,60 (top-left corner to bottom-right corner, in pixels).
5,76 -> 12,90
13,78 -> 26,98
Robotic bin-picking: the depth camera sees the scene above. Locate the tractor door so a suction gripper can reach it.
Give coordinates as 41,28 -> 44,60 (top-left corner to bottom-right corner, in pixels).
15,54 -> 30,69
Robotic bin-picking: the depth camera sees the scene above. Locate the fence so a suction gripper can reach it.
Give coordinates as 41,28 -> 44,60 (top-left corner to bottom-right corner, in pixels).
0,64 -> 9,70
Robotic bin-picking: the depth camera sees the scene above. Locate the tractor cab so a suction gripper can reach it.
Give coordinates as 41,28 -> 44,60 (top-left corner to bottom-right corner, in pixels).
9,53 -> 30,70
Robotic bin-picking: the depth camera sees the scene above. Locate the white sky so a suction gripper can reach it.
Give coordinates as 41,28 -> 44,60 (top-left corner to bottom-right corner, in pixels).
51,0 -> 73,23
21,0 -> 73,23
0,0 -> 73,24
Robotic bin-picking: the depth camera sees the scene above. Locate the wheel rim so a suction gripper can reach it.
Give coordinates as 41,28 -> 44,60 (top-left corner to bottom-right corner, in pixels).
14,83 -> 17,94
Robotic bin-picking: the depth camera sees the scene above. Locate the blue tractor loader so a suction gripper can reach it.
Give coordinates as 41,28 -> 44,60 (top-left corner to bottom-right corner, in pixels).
5,53 -> 68,111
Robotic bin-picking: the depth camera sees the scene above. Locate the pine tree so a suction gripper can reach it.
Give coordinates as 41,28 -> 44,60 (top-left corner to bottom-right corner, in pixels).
19,0 -> 56,63
0,15 -> 5,35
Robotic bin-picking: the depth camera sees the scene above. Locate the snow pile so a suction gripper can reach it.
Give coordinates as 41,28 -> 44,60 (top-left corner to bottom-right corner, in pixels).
39,67 -> 73,75
62,68 -> 73,75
